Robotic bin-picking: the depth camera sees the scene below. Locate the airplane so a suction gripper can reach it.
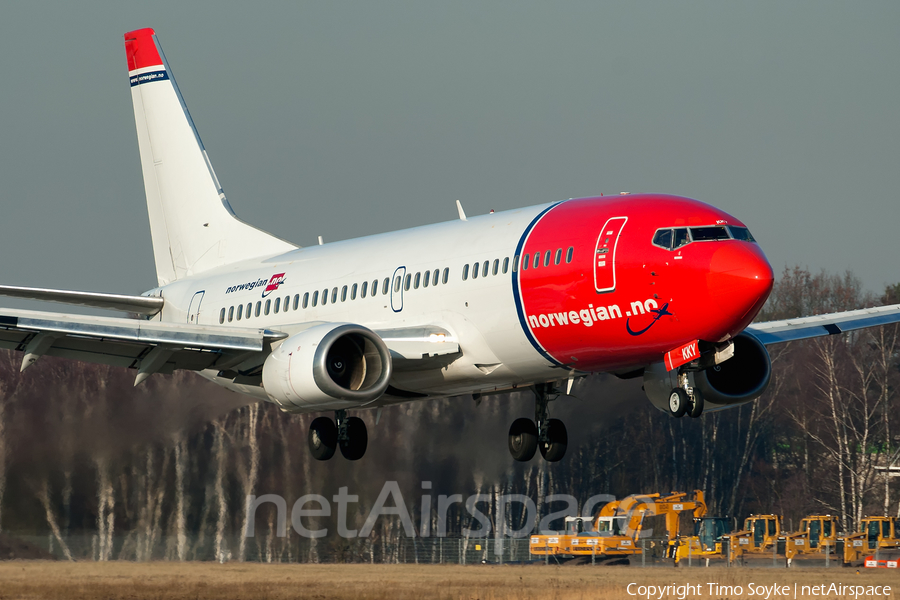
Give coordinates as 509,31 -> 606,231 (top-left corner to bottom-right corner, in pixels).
2,28 -> 899,463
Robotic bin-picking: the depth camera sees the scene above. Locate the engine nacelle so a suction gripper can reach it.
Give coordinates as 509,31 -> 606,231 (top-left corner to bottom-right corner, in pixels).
643,332 -> 772,413
262,323 -> 392,411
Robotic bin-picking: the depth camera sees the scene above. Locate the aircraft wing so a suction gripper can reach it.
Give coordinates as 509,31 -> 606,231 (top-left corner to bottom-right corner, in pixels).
0,284 -> 164,315
0,306 -> 286,383
745,303 -> 900,345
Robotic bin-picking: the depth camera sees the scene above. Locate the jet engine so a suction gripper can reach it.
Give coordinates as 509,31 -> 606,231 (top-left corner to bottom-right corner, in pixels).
262,323 -> 392,411
643,332 -> 771,412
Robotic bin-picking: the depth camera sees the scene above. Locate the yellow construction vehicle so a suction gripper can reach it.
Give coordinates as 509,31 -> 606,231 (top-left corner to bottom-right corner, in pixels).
727,514 -> 785,565
784,515 -> 841,567
530,490 -> 706,564
671,516 -> 731,566
843,516 -> 900,566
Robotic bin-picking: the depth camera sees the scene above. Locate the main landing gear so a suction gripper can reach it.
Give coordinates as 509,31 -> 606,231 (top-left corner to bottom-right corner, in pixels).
668,372 -> 704,419
308,410 -> 368,461
508,383 -> 568,463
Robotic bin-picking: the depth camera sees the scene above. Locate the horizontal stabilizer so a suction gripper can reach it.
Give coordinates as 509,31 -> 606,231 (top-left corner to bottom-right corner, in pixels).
0,284 -> 164,315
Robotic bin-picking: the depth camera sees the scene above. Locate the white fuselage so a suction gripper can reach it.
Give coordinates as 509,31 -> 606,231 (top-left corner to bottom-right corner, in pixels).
149,203 -> 559,407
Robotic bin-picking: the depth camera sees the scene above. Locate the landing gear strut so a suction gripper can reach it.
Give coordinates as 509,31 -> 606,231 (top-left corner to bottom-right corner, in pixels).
308,410 -> 368,461
669,372 -> 704,419
508,383 -> 568,462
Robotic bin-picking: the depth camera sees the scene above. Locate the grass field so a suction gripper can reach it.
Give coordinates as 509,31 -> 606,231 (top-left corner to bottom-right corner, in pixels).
0,562 -> 895,600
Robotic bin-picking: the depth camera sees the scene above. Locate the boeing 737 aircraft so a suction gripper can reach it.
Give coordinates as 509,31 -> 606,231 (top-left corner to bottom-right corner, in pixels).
1,29 -> 899,462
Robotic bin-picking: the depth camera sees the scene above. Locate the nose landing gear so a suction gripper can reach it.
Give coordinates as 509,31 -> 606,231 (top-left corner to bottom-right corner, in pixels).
308,409 -> 368,461
508,383 -> 568,462
669,372 -> 704,418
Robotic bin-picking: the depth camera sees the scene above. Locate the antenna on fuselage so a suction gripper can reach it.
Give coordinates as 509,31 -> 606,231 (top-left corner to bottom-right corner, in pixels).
456,200 -> 467,221
318,236 -> 324,245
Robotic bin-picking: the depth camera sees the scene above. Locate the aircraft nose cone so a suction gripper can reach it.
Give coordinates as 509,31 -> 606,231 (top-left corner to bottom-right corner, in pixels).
706,242 -> 774,334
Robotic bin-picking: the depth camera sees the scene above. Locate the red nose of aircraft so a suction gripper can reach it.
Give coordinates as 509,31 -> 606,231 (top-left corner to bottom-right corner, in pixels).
705,242 -> 774,339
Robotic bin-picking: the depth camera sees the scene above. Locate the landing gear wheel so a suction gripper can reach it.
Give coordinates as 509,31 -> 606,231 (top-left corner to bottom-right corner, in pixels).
669,388 -> 689,418
308,416 -> 337,461
508,418 -> 538,461
688,388 -> 704,418
339,416 -> 368,461
539,418 -> 568,462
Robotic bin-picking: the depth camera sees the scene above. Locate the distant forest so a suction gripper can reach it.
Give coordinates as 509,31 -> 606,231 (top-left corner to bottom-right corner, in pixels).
0,266 -> 897,561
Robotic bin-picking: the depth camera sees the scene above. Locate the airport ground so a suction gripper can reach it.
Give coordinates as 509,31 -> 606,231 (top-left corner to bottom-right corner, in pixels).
0,562 -> 896,600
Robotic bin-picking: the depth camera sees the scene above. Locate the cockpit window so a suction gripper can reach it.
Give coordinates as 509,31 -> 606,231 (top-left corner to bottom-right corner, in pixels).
652,229 -> 672,249
652,227 -> 691,250
690,226 -> 730,241
728,226 -> 755,242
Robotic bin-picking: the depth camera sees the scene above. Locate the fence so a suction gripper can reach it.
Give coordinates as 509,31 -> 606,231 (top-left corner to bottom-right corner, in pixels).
5,532 -> 856,567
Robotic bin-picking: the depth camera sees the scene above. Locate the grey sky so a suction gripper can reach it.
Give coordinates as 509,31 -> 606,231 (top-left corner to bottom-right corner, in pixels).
1,2 -> 897,301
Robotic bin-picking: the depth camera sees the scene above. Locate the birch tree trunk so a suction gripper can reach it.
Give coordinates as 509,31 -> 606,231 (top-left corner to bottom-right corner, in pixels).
38,479 -> 73,561
238,404 -> 260,561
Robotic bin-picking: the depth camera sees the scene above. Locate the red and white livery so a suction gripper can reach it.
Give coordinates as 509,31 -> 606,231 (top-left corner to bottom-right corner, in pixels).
2,29 -> 900,462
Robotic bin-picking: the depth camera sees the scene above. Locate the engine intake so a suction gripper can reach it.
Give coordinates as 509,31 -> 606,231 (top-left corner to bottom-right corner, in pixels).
643,332 -> 771,412
262,323 -> 392,411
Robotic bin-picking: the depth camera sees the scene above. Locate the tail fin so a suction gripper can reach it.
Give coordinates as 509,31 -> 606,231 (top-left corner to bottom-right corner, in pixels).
124,28 -> 296,285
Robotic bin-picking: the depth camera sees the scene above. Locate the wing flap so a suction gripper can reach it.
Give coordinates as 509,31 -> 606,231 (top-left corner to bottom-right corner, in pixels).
746,304 -> 900,345
0,307 -> 286,377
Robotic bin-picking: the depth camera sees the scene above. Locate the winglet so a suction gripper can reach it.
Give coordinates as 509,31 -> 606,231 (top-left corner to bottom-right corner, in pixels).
124,28 -> 163,72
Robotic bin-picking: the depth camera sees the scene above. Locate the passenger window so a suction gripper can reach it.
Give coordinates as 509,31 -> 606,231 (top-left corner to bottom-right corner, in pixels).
544,250 -> 551,267
351,283 -> 358,299
331,287 -> 338,303
513,255 -> 519,272
394,276 -> 402,293
533,253 -> 541,269
246,303 -> 252,318
432,269 -> 438,286
322,289 -> 328,305
404,274 -> 411,291
219,308 -> 225,324
462,264 -> 469,280
237,304 -> 243,320
228,306 -> 234,322
255,301 -> 261,317
492,259 -> 499,275
414,272 -> 421,289
293,295 -> 299,310
522,254 -> 529,270
284,296 -> 290,311
422,272 -> 429,288
274,297 -> 280,313
566,247 -> 573,263
360,281 -> 367,298
482,261 -> 489,277
554,249 -> 562,265
382,278 -> 389,295
302,292 -> 309,308
502,257 -> 509,274
341,286 -> 347,302
265,300 -> 271,315
673,228 -> 690,248
312,290 -> 318,306
472,263 -> 479,279
442,267 -> 449,284
652,229 -> 673,249
690,226 -> 730,241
